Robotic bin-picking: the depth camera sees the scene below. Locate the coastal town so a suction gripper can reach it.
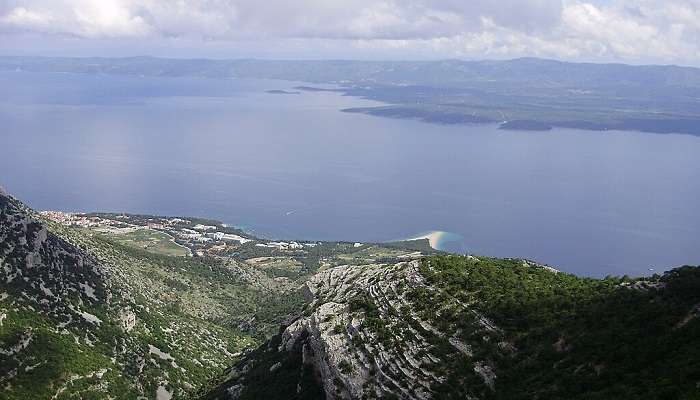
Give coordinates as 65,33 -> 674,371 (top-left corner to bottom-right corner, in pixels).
39,211 -> 318,258
38,211 -> 431,272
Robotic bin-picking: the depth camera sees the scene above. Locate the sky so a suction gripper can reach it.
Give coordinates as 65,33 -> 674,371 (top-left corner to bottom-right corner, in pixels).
0,0 -> 699,66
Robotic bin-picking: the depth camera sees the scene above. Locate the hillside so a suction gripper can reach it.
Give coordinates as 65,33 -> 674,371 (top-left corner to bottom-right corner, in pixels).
205,257 -> 700,400
0,192 -> 285,398
0,191 -> 430,399
2,189 -> 699,399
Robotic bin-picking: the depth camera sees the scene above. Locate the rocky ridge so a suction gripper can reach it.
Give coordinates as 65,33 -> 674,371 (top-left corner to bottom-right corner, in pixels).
206,255 -> 700,400
206,260 -> 515,399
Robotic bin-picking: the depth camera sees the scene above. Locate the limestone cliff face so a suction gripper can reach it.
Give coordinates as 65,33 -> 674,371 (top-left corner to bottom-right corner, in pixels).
0,192 -> 109,332
279,262 -> 442,399
206,261 -> 503,400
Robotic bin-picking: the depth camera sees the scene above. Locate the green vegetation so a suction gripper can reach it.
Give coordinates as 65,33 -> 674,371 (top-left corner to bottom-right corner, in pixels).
96,228 -> 190,257
201,332 -> 326,400
206,254 -> 700,400
84,233 -> 306,339
412,255 -> 700,400
0,309 -> 137,400
2,192 -> 435,399
0,193 -> 310,399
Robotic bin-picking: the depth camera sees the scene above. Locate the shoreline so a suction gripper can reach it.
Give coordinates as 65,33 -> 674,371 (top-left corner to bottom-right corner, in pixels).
406,231 -> 462,251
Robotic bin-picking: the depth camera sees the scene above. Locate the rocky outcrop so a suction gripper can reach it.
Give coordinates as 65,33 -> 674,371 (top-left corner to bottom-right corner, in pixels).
207,261 -> 502,400
0,192 -> 109,338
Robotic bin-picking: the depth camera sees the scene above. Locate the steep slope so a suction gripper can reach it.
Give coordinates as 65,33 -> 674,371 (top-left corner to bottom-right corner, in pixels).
0,191 -> 434,399
0,191 -> 124,396
0,192 -> 299,399
205,256 -> 700,400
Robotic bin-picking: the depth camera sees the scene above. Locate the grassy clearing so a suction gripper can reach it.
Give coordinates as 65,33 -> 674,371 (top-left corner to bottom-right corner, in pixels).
98,228 -> 190,257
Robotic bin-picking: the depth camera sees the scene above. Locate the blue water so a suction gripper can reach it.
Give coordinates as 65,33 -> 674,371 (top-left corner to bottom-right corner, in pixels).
1,71 -> 699,277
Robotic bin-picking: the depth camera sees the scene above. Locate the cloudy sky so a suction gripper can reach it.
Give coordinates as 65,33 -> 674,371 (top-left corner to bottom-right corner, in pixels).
1,0 -> 699,66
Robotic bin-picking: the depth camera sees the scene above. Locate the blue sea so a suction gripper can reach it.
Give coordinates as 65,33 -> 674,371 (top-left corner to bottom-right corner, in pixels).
1,71 -> 699,276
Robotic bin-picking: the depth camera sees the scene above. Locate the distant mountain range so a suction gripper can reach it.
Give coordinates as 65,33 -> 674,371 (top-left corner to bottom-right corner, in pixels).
1,190 -> 699,399
1,56 -> 699,135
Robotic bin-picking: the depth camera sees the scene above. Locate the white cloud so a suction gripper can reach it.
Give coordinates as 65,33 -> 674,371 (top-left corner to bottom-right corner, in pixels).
3,7 -> 51,29
0,0 -> 698,65
562,2 -> 684,59
1,0 -> 151,37
0,0 -> 563,39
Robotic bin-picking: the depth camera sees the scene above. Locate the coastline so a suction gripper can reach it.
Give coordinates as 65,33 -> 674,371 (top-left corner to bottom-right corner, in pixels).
406,230 -> 464,251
